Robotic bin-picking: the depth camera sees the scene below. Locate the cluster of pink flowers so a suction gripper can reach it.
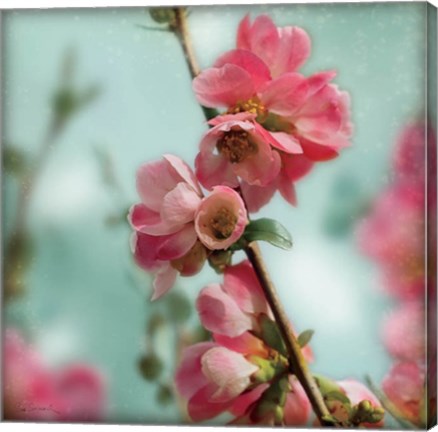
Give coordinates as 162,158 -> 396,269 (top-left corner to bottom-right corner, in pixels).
193,15 -> 352,211
175,261 -> 381,425
130,12 -> 386,427
357,122 -> 436,426
3,328 -> 106,422
129,14 -> 352,300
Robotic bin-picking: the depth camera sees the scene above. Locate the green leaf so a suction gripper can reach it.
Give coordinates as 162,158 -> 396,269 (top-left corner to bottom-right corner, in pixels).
259,314 -> 287,357
243,218 -> 292,250
325,390 -> 351,405
156,383 -> 173,405
3,146 -> 28,177
297,329 -> 314,348
137,353 -> 163,381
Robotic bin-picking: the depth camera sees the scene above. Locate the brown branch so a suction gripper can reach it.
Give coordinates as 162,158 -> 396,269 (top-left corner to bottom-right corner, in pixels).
172,6 -> 337,427
245,242 -> 334,426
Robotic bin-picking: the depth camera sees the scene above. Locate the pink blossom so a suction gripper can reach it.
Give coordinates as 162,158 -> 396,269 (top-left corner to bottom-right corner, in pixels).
357,183 -> 425,300
176,261 -> 312,425
237,14 -> 311,78
382,362 -> 425,425
3,329 -> 106,422
195,112 -> 283,189
193,46 -> 352,210
194,185 -> 248,250
337,380 -> 384,427
393,122 -> 436,185
382,302 -> 425,362
129,155 -> 248,299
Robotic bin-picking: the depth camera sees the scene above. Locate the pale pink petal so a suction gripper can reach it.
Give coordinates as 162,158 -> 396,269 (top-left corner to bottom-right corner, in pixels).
54,366 -> 105,422
214,332 -> 267,357
306,70 -> 337,97
382,362 -> 424,423
195,131 -> 239,190
269,131 -> 303,154
300,138 -> 339,161
214,49 -> 271,91
175,342 -> 217,400
230,384 -> 269,417
193,64 -> 255,108
283,377 -> 311,425
223,260 -> 269,316
161,182 -> 202,226
132,232 -> 166,271
187,383 -> 232,422
208,112 -> 256,126
259,73 -> 308,116
196,284 -> 254,337
240,180 -> 277,213
281,153 -> 314,182
163,154 -> 202,197
156,224 -> 198,261
201,347 -> 258,402
151,264 -> 178,300
232,133 -> 281,186
272,26 -> 311,77
129,203 -> 183,236
136,160 -> 178,212
383,302 -> 425,362
278,173 -> 297,206
236,15 -> 279,72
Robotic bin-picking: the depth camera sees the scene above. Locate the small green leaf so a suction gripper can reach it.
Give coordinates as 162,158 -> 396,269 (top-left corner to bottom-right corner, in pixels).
325,390 -> 351,405
137,353 -> 163,381
156,383 -> 173,405
244,218 -> 292,250
297,329 -> 314,348
259,314 -> 287,357
149,7 -> 176,24
3,146 -> 28,177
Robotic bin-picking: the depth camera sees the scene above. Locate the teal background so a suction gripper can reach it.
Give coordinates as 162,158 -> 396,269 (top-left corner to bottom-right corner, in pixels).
2,3 -> 428,426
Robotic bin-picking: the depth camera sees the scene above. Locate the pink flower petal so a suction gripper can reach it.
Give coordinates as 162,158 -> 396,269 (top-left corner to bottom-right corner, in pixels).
175,342 -> 216,400
281,153 -> 314,182
272,26 -> 311,77
201,347 -> 258,402
300,138 -> 339,161
156,224 -> 198,261
214,49 -> 271,91
269,131 -> 303,154
230,384 -> 269,417
136,160 -> 178,212
161,182 -> 202,226
54,366 -> 105,422
196,284 -> 254,338
187,383 -> 232,422
163,154 -> 202,197
223,260 -> 269,316
259,73 -> 308,116
278,173 -> 297,206
383,302 -> 425,362
151,264 -> 178,300
129,203 -> 183,236
283,377 -> 311,425
132,232 -> 166,271
240,180 -> 277,213
195,131 -> 239,190
193,64 -> 255,108
214,332 -> 267,357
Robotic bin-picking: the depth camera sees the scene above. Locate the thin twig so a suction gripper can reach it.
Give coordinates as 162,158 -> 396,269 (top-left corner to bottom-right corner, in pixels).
245,242 -> 334,426
171,6 -> 336,427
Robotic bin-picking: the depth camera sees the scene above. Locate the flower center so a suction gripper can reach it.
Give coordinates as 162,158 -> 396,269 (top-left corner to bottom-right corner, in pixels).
228,97 -> 267,119
217,130 -> 257,163
210,207 -> 237,240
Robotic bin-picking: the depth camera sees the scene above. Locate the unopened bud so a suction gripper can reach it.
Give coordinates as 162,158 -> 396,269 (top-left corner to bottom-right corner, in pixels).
149,7 -> 176,25
138,353 -> 163,381
208,249 -> 233,274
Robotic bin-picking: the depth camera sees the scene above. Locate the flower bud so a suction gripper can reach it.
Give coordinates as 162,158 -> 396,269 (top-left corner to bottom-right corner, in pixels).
138,353 -> 163,381
149,7 -> 176,24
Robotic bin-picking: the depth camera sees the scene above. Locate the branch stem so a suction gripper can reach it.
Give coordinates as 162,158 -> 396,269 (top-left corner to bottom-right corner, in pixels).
172,6 -> 335,427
